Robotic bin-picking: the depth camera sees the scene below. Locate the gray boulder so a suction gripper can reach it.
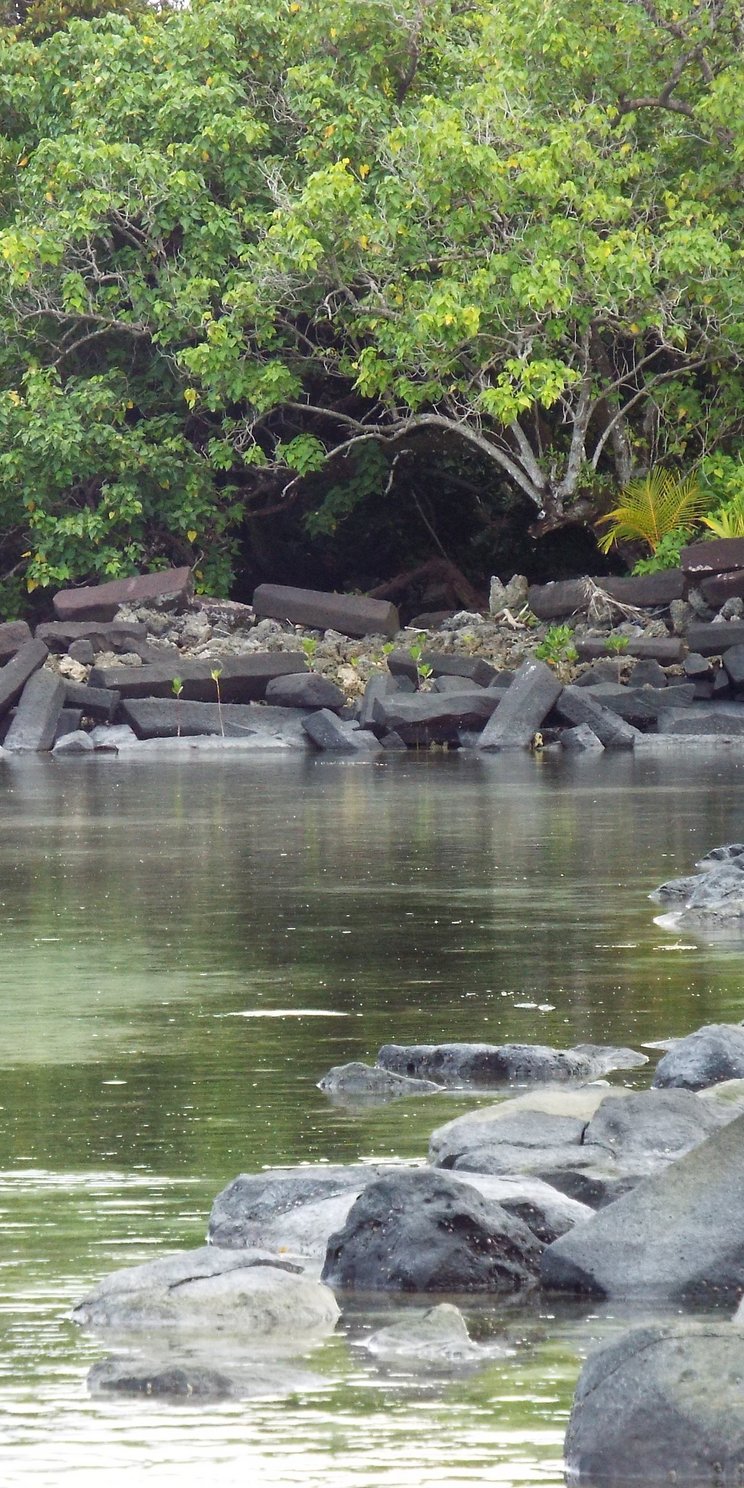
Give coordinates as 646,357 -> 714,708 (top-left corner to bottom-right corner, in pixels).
652,1023 -> 744,1089
321,1169 -> 543,1294
377,1041 -> 647,1088
583,1089 -> 719,1164
565,1323 -> 744,1484
52,729 -> 94,756
697,842 -> 744,867
541,1110 -> 744,1302
208,1164 -> 399,1257
71,1245 -> 340,1338
456,1172 -> 592,1243
317,1062 -> 442,1103
429,1087 -> 610,1166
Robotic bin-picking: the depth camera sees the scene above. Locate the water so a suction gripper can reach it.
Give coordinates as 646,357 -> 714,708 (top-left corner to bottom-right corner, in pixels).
2,750 -> 744,1486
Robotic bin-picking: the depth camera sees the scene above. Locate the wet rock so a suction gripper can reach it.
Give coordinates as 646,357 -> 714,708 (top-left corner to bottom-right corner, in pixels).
318,1062 -> 442,1103
72,1245 -> 340,1337
650,870 -> 709,904
361,1303 -> 483,1364
582,1089 -> 719,1164
652,1023 -> 744,1089
697,1077 -> 744,1122
565,1322 -> 744,1485
377,1042 -> 647,1088
54,568 -> 192,622
477,659 -> 562,750
541,1111 -> 744,1302
321,1169 -> 543,1294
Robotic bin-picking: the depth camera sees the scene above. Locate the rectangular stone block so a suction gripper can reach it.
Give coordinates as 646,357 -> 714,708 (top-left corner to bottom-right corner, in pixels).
681,538 -> 744,576
722,645 -> 744,689
53,567 -> 193,623
685,623 -> 744,657
0,638 -> 49,720
656,705 -> 744,735
528,571 -> 685,620
253,583 -> 399,638
585,683 -> 695,727
55,707 -> 84,741
0,620 -> 32,663
120,698 -> 311,744
575,638 -> 685,664
477,659 -> 562,750
36,621 -> 147,653
64,681 -> 120,721
4,668 -> 65,751
89,652 -> 307,703
303,709 -> 382,753
373,690 -> 498,745
700,571 -> 744,607
425,653 -> 497,686
555,686 -> 640,748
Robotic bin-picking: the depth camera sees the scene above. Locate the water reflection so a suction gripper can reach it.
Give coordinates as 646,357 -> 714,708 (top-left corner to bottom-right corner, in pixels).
2,752 -> 744,1484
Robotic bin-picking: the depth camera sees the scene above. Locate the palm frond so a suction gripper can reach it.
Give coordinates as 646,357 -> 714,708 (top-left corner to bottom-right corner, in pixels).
701,495 -> 744,540
597,470 -> 707,555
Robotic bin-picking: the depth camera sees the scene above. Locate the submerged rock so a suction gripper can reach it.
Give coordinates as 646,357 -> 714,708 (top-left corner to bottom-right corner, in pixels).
377,1042 -> 646,1088
652,1023 -> 744,1090
72,1245 -> 339,1339
87,1353 -> 323,1402
651,856 -> 744,925
361,1303 -> 484,1365
565,1323 -> 744,1484
317,1062 -> 442,1103
321,1168 -> 543,1294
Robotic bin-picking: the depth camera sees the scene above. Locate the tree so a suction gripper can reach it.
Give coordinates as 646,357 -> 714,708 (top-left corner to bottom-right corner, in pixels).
0,0 -> 742,609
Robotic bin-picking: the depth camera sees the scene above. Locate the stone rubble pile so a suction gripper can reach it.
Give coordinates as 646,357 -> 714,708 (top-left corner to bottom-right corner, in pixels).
7,541 -> 744,757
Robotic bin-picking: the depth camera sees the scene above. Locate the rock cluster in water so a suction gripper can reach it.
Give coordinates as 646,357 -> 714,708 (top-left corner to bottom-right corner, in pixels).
72,957 -> 744,1481
9,553 -> 744,756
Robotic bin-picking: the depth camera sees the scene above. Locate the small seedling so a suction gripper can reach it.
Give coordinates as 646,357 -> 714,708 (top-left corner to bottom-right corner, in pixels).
171,675 -> 184,737
300,636 -> 317,664
605,633 -> 630,681
210,664 -> 224,737
535,624 -> 578,667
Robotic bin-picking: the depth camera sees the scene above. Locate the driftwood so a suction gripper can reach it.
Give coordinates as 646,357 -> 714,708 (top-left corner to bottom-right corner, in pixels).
369,558 -> 484,614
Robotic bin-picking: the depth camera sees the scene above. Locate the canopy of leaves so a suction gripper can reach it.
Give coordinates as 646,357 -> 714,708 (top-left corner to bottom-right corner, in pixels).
0,0 -> 743,606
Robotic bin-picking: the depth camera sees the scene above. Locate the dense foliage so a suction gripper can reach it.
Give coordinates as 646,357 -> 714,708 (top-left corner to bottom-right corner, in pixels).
0,0 -> 743,608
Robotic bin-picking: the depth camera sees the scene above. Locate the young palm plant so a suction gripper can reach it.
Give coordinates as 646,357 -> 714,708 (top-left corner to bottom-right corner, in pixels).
701,492 -> 744,540
597,469 -> 707,555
